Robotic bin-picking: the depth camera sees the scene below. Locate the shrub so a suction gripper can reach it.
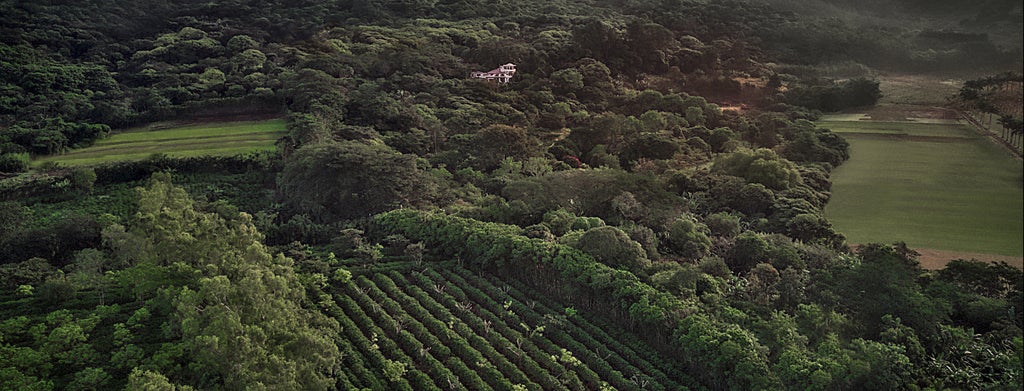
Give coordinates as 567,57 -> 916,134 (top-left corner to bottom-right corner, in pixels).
0,152 -> 30,172
38,275 -> 77,305
706,212 -> 741,238
729,231 -> 770,274
575,226 -> 650,272
542,208 -> 576,236
713,148 -> 801,190
524,224 -> 555,241
664,218 -> 711,259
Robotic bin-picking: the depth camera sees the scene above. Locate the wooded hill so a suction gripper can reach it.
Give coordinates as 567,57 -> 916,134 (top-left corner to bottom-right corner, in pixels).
1,0 -> 1021,389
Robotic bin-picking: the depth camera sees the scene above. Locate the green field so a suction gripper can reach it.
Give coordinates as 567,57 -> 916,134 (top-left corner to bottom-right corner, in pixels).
823,119 -> 1024,256
33,119 -> 287,166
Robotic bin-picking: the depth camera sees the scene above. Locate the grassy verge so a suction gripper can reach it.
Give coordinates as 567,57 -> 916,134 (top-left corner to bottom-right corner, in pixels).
817,120 -> 975,138
824,119 -> 1023,257
34,119 -> 287,167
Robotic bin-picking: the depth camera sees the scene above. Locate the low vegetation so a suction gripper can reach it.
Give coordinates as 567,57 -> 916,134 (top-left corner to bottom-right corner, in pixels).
31,119 -> 286,167
823,119 -> 1024,256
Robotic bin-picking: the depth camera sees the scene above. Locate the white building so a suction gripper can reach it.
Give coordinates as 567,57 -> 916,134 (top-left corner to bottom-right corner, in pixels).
471,63 -> 516,83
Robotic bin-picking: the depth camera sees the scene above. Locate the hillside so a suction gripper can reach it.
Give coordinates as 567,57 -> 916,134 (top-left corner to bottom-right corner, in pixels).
1,0 -> 1022,390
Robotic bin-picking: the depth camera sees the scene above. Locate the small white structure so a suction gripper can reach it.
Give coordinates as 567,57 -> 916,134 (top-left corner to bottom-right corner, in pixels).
471,63 -> 516,83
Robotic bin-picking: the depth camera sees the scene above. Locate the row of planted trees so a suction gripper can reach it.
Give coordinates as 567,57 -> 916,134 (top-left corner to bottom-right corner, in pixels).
324,262 -> 692,390
372,208 -> 779,389
371,208 -> 1024,390
956,72 -> 1024,154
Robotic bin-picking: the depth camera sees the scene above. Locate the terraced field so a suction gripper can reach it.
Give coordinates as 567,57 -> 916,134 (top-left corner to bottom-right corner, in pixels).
821,118 -> 1024,258
33,119 -> 286,166
331,267 -> 699,390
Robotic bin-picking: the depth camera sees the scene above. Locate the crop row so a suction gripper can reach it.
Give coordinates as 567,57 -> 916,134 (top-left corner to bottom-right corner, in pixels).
330,266 -> 696,390
443,267 -> 700,391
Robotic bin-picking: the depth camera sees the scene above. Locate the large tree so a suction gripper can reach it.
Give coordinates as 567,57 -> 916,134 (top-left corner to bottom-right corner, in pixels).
104,173 -> 341,389
279,140 -> 434,221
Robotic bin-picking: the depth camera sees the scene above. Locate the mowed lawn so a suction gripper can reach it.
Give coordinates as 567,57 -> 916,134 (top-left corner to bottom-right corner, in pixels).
823,119 -> 1024,257
34,119 -> 287,166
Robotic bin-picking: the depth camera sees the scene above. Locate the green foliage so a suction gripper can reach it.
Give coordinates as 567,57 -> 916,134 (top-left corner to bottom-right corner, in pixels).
102,174 -> 341,389
575,226 -> 651,272
542,208 -> 576,236
280,140 -> 434,221
373,209 -> 795,389
785,78 -> 883,112
650,262 -> 700,297
69,168 -> 96,194
782,121 -> 850,167
937,259 -> 1022,299
126,368 -> 194,390
729,231 -> 771,274
831,244 -> 947,339
37,274 -> 77,306
713,148 -> 801,190
663,218 -> 712,260
621,133 -> 681,164
705,212 -> 741,238
0,152 -> 30,173
1,1 -> 1020,389
674,314 -> 777,390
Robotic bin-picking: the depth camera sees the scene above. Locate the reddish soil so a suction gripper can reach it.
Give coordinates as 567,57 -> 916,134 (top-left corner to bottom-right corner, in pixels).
914,248 -> 1022,270
861,104 -> 959,121
848,244 -> 1022,270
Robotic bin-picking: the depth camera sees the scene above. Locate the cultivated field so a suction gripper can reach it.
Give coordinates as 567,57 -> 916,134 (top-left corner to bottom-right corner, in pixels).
822,118 -> 1024,259
329,267 -> 695,390
33,119 -> 287,166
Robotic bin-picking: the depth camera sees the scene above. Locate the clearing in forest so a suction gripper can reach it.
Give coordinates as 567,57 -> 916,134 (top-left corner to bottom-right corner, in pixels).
821,117 -> 1024,258
33,119 -> 287,166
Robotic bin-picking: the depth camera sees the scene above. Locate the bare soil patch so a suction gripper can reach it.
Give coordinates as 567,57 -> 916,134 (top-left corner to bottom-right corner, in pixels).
877,73 -> 964,106
849,245 -> 1023,270
838,132 -> 971,143
915,248 -> 1024,270
861,104 -> 959,121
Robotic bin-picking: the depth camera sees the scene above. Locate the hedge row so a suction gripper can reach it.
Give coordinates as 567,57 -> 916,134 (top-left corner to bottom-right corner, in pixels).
372,209 -> 780,390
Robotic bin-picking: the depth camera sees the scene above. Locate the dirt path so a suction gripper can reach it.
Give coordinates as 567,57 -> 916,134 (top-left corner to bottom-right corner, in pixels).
849,245 -> 1023,270
914,248 -> 1023,270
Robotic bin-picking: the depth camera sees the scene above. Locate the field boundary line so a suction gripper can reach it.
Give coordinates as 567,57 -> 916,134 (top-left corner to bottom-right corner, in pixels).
958,110 -> 1024,160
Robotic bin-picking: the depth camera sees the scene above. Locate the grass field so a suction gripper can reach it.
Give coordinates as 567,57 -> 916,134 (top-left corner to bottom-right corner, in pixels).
33,119 -> 287,166
823,119 -> 1024,257
818,120 -> 975,138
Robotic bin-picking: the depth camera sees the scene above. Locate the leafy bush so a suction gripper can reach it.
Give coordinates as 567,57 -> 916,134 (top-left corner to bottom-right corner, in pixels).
784,78 -> 882,112
280,141 -> 434,221
663,218 -> 711,260
713,148 -> 801,190
705,212 -> 741,238
0,152 -> 30,172
575,226 -> 650,272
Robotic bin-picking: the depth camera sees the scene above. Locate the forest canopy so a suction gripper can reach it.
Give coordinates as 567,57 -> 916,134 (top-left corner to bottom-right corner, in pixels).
1,0 -> 1021,389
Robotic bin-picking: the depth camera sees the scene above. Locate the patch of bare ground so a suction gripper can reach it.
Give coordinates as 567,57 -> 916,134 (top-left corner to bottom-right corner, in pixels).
860,104 -> 959,122
877,73 -> 965,106
848,244 -> 1023,270
914,248 -> 1023,270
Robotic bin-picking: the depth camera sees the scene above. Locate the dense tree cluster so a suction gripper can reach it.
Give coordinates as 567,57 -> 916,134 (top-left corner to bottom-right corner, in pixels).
2,174 -> 340,389
1,0 -> 1021,389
